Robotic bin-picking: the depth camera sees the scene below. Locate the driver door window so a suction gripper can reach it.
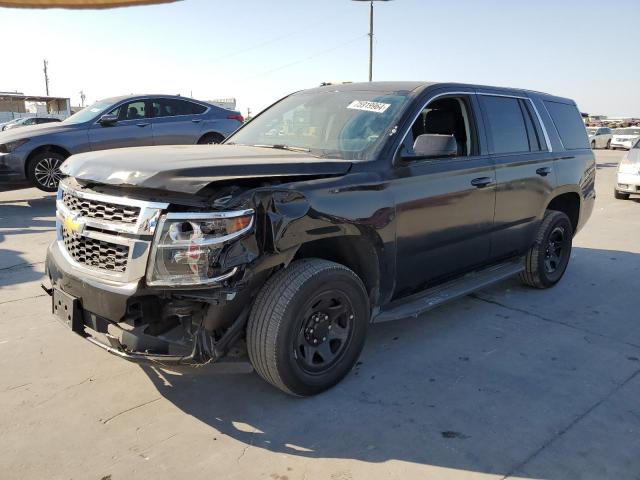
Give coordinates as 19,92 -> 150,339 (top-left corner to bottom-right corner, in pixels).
403,96 -> 477,158
111,101 -> 149,121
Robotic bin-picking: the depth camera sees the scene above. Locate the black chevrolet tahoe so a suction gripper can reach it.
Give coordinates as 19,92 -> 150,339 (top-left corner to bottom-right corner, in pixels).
45,82 -> 595,396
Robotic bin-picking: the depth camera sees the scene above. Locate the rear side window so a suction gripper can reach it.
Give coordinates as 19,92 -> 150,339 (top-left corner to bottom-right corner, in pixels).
190,102 -> 207,114
544,101 -> 589,150
480,95 -> 530,154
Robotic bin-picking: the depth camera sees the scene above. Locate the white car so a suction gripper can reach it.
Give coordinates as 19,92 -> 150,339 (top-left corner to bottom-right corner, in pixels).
611,127 -> 640,150
586,126 -> 612,149
615,139 -> 640,199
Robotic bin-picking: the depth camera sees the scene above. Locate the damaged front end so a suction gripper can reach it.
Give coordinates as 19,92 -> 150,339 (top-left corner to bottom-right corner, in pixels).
45,177 -> 275,366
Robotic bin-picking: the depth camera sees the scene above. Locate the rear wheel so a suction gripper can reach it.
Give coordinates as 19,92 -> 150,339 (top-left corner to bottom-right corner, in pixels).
197,132 -> 224,144
614,189 -> 630,200
519,211 -> 573,289
591,140 -> 596,149
606,139 -> 611,149
247,259 -> 369,396
27,151 -> 66,192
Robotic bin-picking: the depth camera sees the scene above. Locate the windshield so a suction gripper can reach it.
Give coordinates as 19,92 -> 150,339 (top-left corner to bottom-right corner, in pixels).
63,100 -> 115,125
226,89 -> 412,160
614,128 -> 640,136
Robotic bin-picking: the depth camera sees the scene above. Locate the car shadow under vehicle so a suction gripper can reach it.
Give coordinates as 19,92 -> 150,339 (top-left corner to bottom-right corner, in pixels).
139,246 -> 640,479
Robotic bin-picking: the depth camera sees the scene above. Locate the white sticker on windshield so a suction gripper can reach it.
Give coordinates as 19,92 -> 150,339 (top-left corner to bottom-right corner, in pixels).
347,100 -> 390,114
90,108 -> 101,112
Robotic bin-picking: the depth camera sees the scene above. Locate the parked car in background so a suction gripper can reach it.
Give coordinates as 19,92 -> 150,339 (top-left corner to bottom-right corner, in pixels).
0,94 -> 244,191
615,138 -> 640,199
46,81 -> 595,396
611,127 -> 640,150
586,126 -> 612,149
2,117 -> 61,131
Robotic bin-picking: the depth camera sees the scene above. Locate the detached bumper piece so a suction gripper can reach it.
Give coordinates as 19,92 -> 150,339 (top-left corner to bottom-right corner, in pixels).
46,284 -> 248,366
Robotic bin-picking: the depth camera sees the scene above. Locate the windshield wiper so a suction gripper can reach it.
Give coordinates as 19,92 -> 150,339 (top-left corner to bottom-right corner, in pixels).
251,144 -> 311,153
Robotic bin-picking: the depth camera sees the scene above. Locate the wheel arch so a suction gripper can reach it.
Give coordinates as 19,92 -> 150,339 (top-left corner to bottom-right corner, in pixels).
545,191 -> 581,234
197,131 -> 225,144
24,144 -> 71,175
292,235 -> 382,308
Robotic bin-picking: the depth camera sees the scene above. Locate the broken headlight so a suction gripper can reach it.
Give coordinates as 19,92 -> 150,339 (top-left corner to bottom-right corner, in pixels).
146,210 -> 254,287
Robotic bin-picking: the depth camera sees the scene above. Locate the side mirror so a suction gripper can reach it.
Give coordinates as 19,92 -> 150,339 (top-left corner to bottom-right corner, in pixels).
406,134 -> 457,159
98,114 -> 118,126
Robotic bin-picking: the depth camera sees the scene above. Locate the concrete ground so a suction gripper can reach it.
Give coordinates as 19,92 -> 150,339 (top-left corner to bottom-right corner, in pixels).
1,149 -> 639,480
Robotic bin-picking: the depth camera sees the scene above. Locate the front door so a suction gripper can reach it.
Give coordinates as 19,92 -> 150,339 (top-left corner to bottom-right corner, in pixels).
88,99 -> 153,151
390,92 -> 496,297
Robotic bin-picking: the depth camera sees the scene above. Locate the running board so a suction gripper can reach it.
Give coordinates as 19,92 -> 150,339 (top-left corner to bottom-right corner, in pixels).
372,259 -> 524,323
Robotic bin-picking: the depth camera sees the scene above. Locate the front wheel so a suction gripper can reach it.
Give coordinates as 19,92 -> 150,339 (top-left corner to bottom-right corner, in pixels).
606,139 -> 611,149
519,211 -> 573,289
247,259 -> 369,396
591,140 -> 596,150
27,151 -> 66,192
614,189 -> 630,200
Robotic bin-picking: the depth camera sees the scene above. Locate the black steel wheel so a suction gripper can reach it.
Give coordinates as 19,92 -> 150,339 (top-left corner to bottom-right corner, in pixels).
294,289 -> 355,374
247,259 -> 369,396
27,151 -> 66,192
520,210 -> 573,289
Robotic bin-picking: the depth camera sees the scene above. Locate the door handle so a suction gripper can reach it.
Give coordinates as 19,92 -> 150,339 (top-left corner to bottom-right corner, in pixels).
191,119 -> 201,123
536,167 -> 552,177
471,177 -> 492,188
136,122 -> 149,127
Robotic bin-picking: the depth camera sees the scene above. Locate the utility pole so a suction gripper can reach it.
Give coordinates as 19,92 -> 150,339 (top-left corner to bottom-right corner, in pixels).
43,59 -> 50,96
79,90 -> 86,107
352,0 -> 390,82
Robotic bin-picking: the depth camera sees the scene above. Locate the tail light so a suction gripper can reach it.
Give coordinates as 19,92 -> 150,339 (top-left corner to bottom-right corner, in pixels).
227,114 -> 245,123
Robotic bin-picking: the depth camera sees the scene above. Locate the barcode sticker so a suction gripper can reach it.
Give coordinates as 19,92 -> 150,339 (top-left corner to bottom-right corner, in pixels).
347,100 -> 391,114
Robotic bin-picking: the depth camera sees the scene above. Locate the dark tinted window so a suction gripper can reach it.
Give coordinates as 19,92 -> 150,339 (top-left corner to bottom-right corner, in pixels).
190,102 -> 207,114
519,100 -> 542,151
481,95 -> 530,154
152,99 -> 204,117
544,101 -> 589,150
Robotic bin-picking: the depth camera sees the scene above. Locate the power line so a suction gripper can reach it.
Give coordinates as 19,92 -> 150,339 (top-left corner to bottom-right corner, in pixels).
241,34 -> 368,82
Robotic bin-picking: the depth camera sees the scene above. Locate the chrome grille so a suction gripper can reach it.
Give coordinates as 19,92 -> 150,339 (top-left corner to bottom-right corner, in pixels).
62,191 -> 140,225
62,227 -> 129,273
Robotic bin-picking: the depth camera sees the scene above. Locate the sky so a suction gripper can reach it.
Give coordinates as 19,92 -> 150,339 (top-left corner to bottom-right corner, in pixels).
1,0 -> 639,118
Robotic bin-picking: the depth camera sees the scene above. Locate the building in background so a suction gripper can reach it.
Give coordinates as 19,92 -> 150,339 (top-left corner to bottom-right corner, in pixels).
0,92 -> 71,123
207,98 -> 236,111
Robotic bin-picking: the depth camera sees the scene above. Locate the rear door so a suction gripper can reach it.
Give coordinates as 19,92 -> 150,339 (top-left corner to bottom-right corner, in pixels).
150,98 -> 206,145
478,91 -> 557,259
88,99 -> 153,150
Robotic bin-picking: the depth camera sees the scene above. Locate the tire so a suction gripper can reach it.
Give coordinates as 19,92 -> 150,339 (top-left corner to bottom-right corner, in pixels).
197,132 -> 224,145
614,189 -> 630,200
247,259 -> 369,396
606,139 -> 611,149
26,151 -> 66,192
519,211 -> 573,289
591,140 -> 596,150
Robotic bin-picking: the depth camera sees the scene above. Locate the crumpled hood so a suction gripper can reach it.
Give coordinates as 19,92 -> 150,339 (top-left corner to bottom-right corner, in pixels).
61,145 -> 352,195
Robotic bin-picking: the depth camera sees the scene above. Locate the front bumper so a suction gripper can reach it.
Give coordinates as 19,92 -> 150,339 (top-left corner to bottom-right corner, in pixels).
46,240 -> 248,366
611,142 -> 633,150
0,151 -> 27,180
616,172 -> 640,193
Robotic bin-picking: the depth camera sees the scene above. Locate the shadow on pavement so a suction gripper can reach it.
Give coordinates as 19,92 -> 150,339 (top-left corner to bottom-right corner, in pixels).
140,247 -> 640,478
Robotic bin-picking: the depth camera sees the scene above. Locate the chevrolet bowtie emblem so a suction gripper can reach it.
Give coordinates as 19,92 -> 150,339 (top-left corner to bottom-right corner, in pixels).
63,214 -> 84,234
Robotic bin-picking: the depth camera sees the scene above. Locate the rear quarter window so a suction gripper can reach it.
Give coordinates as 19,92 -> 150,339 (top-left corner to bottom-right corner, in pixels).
544,101 -> 589,150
